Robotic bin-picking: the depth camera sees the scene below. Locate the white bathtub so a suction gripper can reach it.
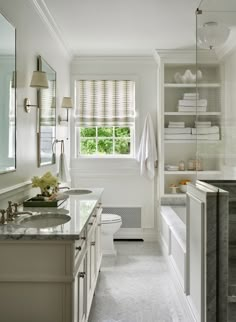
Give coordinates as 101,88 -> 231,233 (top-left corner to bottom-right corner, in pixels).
170,206 -> 186,224
160,205 -> 187,291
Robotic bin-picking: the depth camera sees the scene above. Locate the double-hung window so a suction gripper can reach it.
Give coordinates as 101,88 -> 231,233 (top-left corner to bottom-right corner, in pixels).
75,80 -> 135,157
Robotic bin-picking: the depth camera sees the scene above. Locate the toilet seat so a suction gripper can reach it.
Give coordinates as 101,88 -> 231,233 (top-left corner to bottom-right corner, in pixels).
101,214 -> 122,224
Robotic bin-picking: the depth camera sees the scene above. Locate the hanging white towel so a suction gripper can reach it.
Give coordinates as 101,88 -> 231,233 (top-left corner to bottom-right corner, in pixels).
137,113 -> 157,180
58,141 -> 71,184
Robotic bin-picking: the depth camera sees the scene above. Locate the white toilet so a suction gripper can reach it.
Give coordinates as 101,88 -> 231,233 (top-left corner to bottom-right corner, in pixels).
101,214 -> 122,255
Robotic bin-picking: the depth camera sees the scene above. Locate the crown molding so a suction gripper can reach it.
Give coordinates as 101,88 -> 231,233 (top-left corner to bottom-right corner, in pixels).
31,0 -> 72,59
154,48 -> 219,64
72,55 -> 156,65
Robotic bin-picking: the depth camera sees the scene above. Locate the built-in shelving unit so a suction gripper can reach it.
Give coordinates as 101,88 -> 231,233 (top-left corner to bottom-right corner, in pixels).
155,49 -> 222,198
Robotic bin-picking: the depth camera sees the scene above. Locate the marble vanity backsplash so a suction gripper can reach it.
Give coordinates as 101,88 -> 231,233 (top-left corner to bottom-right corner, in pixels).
0,181 -> 37,210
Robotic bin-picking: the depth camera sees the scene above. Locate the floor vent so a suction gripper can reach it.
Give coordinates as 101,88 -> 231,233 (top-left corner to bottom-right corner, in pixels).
114,239 -> 144,242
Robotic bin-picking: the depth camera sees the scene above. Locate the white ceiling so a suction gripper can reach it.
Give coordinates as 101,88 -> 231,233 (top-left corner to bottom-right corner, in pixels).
41,0 -> 201,57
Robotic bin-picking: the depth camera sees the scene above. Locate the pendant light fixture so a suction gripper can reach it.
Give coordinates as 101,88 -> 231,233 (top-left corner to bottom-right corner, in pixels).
197,21 -> 230,50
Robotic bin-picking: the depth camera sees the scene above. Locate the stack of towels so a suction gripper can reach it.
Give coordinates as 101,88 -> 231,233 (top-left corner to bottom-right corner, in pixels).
164,121 -> 220,140
165,121 -> 192,140
177,93 -> 207,112
192,121 -> 220,140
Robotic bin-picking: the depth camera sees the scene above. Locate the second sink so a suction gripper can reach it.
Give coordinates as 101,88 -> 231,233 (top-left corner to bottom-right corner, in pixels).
64,189 -> 92,196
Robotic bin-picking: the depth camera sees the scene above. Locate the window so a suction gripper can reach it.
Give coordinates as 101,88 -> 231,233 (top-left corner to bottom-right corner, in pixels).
75,80 -> 135,157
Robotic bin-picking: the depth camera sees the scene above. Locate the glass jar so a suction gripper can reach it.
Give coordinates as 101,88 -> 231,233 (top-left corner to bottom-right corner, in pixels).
178,160 -> 185,171
188,159 -> 195,170
195,159 -> 202,171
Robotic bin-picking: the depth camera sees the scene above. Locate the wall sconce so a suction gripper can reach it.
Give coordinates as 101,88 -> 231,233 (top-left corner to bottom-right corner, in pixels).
58,97 -> 73,123
197,21 -> 230,50
24,71 -> 49,113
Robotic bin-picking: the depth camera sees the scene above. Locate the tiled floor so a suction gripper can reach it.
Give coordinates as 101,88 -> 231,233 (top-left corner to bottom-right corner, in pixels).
88,241 -> 191,322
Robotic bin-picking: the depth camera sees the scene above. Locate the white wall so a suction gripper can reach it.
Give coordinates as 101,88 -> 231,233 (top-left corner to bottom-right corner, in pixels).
0,0 -> 70,192
70,56 -> 158,239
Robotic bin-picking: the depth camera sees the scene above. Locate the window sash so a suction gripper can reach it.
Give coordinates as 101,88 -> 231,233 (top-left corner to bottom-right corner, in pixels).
77,126 -> 134,157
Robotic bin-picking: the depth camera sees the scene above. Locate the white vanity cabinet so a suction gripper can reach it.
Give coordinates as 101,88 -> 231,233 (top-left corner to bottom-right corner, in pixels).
0,203 -> 103,322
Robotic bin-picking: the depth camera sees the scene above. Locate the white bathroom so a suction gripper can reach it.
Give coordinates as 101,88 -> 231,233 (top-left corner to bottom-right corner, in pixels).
0,0 -> 236,322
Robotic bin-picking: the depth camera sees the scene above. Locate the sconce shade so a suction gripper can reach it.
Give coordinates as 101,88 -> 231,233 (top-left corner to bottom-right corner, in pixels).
62,97 -> 73,109
30,71 -> 49,89
197,22 -> 230,50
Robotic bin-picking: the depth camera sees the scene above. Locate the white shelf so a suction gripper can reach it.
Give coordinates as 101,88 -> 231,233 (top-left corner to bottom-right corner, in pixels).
164,140 -> 221,144
164,112 -> 221,116
164,170 -> 221,175
164,83 -> 221,88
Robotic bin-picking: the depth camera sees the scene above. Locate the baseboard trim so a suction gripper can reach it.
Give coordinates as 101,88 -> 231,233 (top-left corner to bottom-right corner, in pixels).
114,239 -> 144,242
114,228 -> 143,239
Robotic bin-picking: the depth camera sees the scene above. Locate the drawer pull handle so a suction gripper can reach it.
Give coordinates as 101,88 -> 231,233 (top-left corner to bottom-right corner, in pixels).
79,272 -> 86,278
76,246 -> 81,251
80,237 -> 86,240
89,222 -> 93,225
91,241 -> 96,246
93,214 -> 97,218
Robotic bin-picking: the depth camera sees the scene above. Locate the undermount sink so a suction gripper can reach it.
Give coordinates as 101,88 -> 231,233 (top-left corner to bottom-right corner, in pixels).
15,213 -> 71,229
64,189 -> 92,196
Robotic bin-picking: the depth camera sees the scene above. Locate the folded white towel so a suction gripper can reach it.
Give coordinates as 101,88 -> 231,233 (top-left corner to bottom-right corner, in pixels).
165,127 -> 191,134
165,133 -> 220,140
192,126 -> 219,134
165,134 -> 194,140
178,106 -> 207,112
195,121 -> 211,127
183,93 -> 199,99
178,99 -> 207,107
196,133 -> 220,140
137,113 -> 157,180
168,121 -> 185,128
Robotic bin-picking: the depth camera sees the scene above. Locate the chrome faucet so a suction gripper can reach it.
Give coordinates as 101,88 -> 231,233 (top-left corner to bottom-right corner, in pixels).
0,201 -> 33,224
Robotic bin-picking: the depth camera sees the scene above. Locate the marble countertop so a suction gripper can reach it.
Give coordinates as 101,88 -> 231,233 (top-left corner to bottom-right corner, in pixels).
0,188 -> 103,241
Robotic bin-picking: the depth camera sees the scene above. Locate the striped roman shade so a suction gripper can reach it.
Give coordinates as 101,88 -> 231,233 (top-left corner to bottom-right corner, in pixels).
75,80 -> 135,126
40,80 -> 56,126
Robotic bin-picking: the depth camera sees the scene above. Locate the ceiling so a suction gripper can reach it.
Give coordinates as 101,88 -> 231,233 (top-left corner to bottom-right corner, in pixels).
41,0 -> 201,57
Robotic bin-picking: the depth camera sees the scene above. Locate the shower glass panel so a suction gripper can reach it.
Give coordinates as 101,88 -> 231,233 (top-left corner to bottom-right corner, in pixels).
196,1 -> 236,320
196,1 -> 236,181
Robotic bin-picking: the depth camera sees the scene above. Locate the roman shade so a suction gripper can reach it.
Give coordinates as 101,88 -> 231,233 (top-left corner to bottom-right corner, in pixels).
75,80 -> 135,126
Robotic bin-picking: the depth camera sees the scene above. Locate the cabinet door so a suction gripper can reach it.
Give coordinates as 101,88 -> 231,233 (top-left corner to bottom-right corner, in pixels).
74,253 -> 87,322
90,228 -> 97,287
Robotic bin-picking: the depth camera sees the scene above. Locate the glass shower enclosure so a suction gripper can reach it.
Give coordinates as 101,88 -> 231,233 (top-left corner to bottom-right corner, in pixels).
196,1 -> 236,321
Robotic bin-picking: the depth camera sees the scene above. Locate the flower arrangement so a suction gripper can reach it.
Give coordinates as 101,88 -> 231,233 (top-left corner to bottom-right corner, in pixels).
31,171 -> 59,197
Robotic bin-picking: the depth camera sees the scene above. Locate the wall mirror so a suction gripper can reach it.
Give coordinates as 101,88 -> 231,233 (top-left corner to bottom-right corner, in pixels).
37,56 -> 56,167
0,13 -> 16,174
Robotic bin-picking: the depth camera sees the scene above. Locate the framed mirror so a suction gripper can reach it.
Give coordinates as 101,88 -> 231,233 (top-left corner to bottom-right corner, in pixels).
0,13 -> 16,174
37,56 -> 56,167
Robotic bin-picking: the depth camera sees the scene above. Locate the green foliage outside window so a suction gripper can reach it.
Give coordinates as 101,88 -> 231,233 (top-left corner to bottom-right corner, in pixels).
80,139 -> 96,154
98,139 -> 113,154
98,127 -> 113,137
80,127 -> 96,137
79,126 -> 132,155
115,139 -> 130,154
